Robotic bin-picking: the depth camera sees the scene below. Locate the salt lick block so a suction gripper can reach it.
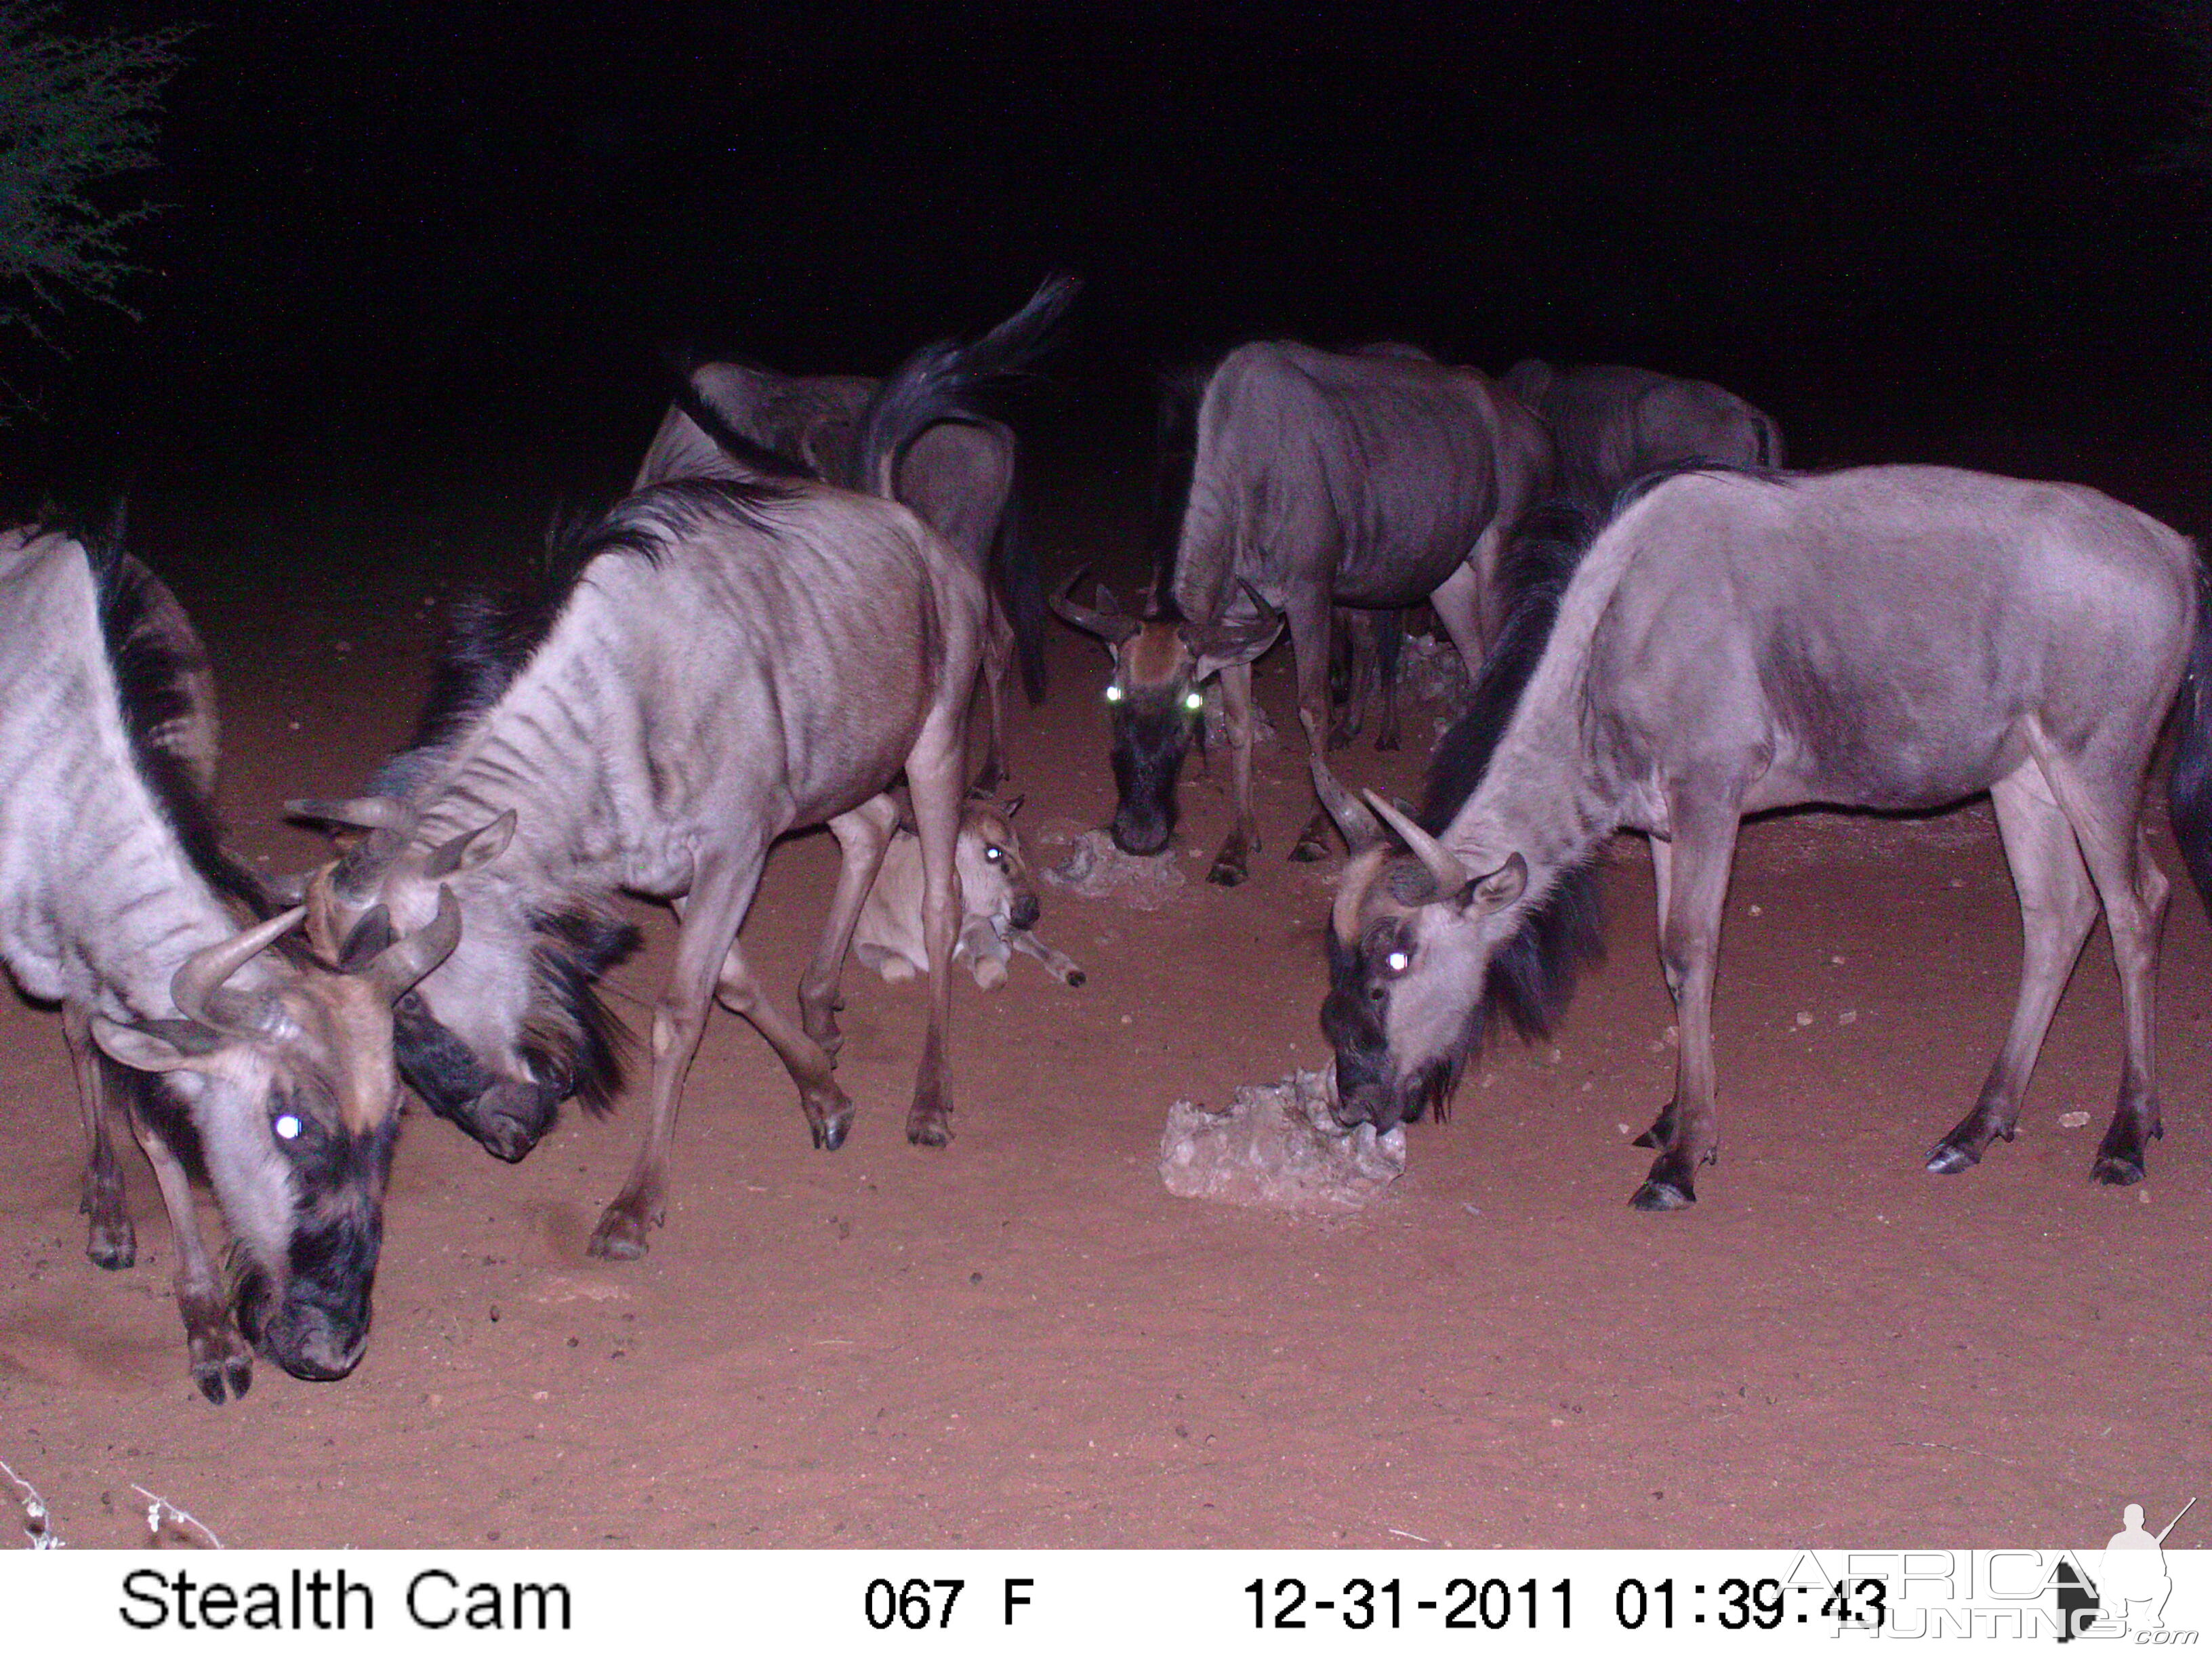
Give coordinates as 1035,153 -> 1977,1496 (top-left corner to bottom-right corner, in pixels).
1160,1066 -> 1407,1212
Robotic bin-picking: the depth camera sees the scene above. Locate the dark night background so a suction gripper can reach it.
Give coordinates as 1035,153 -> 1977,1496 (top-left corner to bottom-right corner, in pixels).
12,0 -> 2212,565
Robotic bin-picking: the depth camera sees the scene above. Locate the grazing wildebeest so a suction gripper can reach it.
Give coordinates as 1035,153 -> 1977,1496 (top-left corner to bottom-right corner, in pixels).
634,275 -> 1080,792
0,525 -> 458,1400
291,344 -> 991,1261
1054,340 -> 1554,885
854,795 -> 1084,990
1317,465 -> 2211,1209
1500,360 -> 1785,502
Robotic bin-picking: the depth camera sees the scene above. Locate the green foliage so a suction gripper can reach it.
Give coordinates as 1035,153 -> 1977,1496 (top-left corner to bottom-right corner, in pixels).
0,2 -> 185,414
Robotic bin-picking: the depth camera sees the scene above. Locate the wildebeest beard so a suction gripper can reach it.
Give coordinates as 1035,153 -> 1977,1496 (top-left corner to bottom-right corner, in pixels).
392,905 -> 639,1163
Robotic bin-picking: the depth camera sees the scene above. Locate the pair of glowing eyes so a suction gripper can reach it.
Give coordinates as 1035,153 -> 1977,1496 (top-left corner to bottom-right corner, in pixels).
1103,685 -> 1205,712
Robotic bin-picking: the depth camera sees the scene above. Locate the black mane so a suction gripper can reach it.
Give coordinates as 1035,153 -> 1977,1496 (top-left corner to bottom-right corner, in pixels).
373,479 -> 790,796
85,525 -> 270,921
1419,499 -> 1606,1049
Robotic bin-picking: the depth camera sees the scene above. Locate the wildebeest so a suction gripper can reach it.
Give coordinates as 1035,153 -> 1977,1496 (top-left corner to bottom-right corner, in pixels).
634,275 -> 1080,792
1500,360 -> 1785,502
1054,340 -> 1554,884
854,795 -> 1084,989
0,525 -> 458,1400
291,338 -> 994,1262
1317,465 -> 2209,1209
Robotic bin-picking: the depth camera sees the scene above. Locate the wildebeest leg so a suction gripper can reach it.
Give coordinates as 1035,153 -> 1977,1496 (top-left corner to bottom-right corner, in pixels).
796,794 -> 900,1056
971,605 -> 1015,796
1632,792 -> 1742,1210
1631,835 -> 1680,1151
1330,610 -> 1370,748
1372,608 -> 1403,752
64,1002 -> 134,1269
1207,662 -> 1258,886
1428,558 -> 1489,675
2041,760 -> 2172,1185
905,711 -> 966,1147
592,846 -> 794,1259
1927,767 -> 2099,1174
131,1113 -> 251,1402
1004,924 -> 1086,986
1287,594 -> 1339,862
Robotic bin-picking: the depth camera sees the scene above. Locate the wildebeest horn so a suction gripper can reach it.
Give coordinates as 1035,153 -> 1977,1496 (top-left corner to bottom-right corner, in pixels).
1361,788 -> 1471,898
287,796 -> 417,834
1300,712 -> 1385,855
331,827 -> 410,904
1332,845 -> 1391,943
171,905 -> 307,1037
1048,567 -> 1140,644
1184,580 -> 1285,667
359,885 -> 462,1003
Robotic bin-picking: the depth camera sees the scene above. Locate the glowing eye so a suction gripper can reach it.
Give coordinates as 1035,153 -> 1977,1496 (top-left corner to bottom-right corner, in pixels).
1104,684 -> 1125,703
274,1113 -> 303,1142
984,846 -> 1003,862
1183,691 -> 1205,712
1386,951 -> 1410,974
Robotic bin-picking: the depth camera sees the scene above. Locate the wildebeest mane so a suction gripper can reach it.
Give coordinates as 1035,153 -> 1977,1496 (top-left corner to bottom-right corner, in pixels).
1419,500 -> 1605,1048
375,480 -> 790,794
84,526 -> 271,921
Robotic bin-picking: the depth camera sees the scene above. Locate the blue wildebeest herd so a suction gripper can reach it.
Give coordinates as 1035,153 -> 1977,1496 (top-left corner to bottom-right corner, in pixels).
8,278 -> 2211,1401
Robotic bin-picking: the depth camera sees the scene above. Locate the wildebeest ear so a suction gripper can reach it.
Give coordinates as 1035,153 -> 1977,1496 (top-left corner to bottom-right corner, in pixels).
1187,581 -> 1285,678
89,1015 -> 223,1074
425,809 -> 517,878
1462,853 -> 1528,915
1002,795 -> 1024,819
336,904 -> 398,974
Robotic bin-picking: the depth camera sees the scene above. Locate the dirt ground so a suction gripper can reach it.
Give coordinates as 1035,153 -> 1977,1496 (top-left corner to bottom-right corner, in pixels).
2,461 -> 2209,1552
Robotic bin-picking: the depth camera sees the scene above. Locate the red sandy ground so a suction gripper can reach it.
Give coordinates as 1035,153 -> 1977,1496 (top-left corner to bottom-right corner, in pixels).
1,478 -> 2207,1552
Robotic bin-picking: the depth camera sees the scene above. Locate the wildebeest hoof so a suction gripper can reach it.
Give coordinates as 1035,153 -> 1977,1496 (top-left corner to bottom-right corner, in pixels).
587,1205 -> 656,1261
190,1328 -> 253,1405
907,1108 -> 953,1149
1207,857 -> 1248,887
1288,836 -> 1329,863
1924,1140 -> 1982,1176
1629,1177 -> 1696,1212
2091,1152 -> 2148,1187
811,1111 -> 853,1152
85,1211 -> 136,1270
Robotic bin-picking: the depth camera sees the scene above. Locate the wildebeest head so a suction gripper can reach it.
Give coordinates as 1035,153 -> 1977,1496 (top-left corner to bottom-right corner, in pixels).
957,794 -> 1040,931
287,800 -> 637,1168
1314,782 -> 1537,1132
1050,569 -> 1283,855
89,897 -> 459,1387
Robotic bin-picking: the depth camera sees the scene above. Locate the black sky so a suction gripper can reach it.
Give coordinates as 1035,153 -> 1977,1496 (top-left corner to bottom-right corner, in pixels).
16,1 -> 2210,520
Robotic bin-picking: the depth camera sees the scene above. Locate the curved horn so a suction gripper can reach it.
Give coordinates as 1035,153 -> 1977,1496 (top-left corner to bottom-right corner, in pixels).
171,905 -> 306,1036
331,825 -> 410,904
1307,747 -> 1386,854
1361,788 -> 1471,899
1332,846 -> 1392,943
1048,567 -> 1139,644
361,885 -> 462,1004
287,796 -> 417,835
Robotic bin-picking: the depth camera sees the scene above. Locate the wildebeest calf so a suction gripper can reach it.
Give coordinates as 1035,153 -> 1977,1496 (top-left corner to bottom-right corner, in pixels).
855,796 -> 1084,989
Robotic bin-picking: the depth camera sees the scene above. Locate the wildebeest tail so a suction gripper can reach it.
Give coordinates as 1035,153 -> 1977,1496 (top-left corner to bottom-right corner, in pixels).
848,273 -> 1083,499
663,351 -> 816,481
994,488 -> 1049,703
2167,552 -> 2212,912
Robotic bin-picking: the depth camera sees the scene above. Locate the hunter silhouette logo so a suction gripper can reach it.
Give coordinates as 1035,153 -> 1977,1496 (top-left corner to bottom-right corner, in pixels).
2056,1497 -> 2197,1641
